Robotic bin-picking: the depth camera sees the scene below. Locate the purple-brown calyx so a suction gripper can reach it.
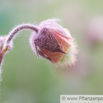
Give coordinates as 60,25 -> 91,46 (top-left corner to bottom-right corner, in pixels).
34,28 -> 66,54
30,19 -> 74,63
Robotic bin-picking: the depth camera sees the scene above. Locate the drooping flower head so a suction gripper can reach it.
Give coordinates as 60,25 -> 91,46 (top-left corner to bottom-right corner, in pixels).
0,19 -> 78,83
30,19 -> 77,67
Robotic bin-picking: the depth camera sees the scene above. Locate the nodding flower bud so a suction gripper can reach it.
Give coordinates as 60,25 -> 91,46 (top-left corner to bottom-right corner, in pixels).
30,19 -> 77,67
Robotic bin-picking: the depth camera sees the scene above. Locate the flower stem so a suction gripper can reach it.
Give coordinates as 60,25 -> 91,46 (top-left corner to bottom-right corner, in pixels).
0,46 -> 8,67
0,53 -> 4,67
6,24 -> 38,44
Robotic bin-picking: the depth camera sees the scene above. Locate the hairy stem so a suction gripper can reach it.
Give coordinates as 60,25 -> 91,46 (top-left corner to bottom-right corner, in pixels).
0,52 -> 3,82
6,24 -> 38,44
0,53 -> 4,67
0,46 -> 8,67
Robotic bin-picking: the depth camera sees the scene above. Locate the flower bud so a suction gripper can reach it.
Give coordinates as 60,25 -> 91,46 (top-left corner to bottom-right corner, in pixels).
30,19 -> 77,66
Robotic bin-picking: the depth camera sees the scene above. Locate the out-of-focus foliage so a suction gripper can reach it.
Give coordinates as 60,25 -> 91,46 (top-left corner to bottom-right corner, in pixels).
0,0 -> 103,103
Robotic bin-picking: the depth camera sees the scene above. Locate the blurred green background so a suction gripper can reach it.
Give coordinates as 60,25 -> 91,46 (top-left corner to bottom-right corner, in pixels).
0,0 -> 103,103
